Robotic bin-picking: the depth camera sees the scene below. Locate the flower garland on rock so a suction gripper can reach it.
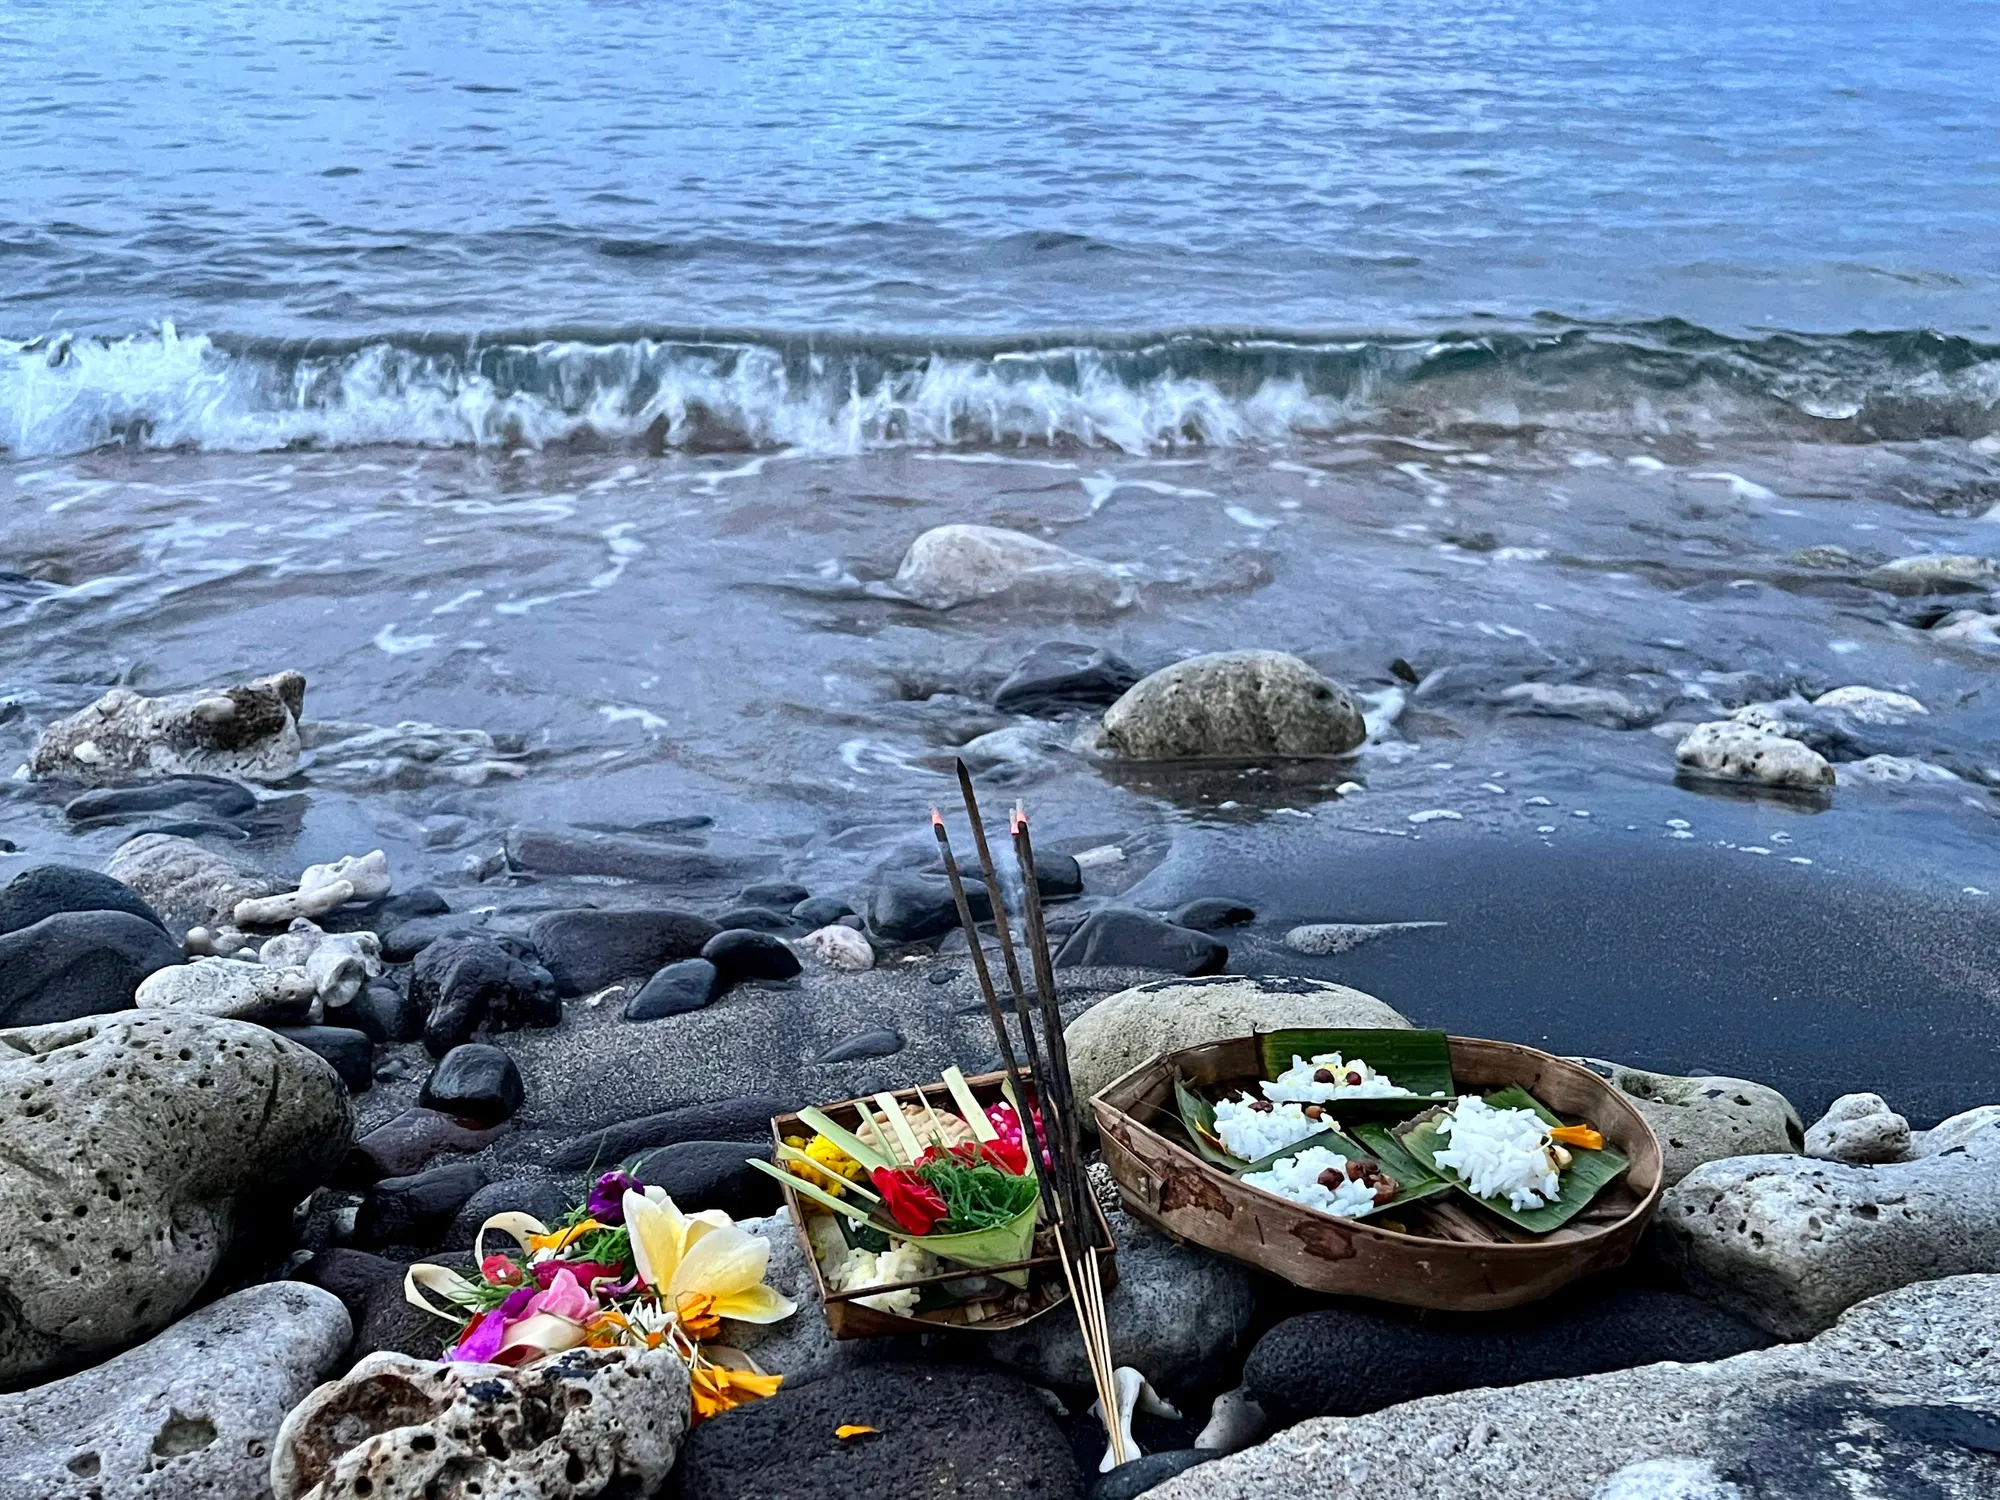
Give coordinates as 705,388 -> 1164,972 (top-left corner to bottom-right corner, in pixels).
405,1172 -> 796,1421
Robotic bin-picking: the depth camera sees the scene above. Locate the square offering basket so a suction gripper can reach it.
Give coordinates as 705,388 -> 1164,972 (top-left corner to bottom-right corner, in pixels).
769,1069 -> 1118,1339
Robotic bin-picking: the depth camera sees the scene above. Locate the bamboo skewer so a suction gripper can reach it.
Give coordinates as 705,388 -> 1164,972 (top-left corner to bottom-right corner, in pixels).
946,769 -> 1124,1468
932,807 -> 1060,1229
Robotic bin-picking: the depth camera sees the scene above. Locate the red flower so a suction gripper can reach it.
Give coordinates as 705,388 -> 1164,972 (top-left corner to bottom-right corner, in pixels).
481,1255 -> 524,1286
870,1166 -> 947,1235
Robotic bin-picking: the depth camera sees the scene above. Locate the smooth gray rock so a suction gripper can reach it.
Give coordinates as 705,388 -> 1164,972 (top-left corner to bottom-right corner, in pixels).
867,873 -> 989,942
0,911 -> 184,1027
135,956 -> 316,1022
1055,909 -> 1227,976
1806,1091 -> 1912,1163
702,928 -> 803,983
105,833 -> 282,933
985,1207 -> 1254,1391
0,1011 -> 354,1384
1146,1274 -> 2000,1500
527,907 -> 719,995
1570,1059 -> 1803,1187
1065,975 -> 1410,1114
892,523 -> 1129,610
0,1282 -> 350,1500
505,825 -> 776,885
418,1042 -> 524,1126
1497,681 -> 1654,728
812,1026 -> 905,1065
1655,1115 -> 2000,1337
1100,651 -> 1365,760
62,775 -> 259,827
443,1179 -> 573,1250
0,864 -> 165,935
626,957 -> 725,1019
28,671 -> 307,786
271,1347 -> 691,1500
995,641 -> 1144,716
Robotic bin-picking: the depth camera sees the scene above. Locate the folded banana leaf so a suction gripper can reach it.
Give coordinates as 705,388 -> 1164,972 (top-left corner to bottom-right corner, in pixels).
1393,1085 -> 1629,1232
1342,1120 -> 1454,1209
1255,1028 -> 1456,1118
1171,1082 -> 1449,1220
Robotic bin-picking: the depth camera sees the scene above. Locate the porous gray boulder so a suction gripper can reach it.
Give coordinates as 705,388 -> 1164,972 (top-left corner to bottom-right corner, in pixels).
135,956 -> 316,1021
891,523 -> 1129,610
1656,1109 -> 2000,1337
985,1207 -> 1254,1391
1675,719 -> 1834,788
1101,651 -> 1365,760
0,1010 -> 354,1384
1569,1060 -> 1803,1186
1066,975 -> 1409,1111
0,1282 -> 350,1500
1146,1274 -> 2000,1500
270,1347 -> 691,1500
106,833 -> 283,934
1806,1091 -> 1912,1163
28,670 -> 307,785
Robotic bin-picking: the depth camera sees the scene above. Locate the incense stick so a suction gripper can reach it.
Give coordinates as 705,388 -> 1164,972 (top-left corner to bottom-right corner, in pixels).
944,772 -> 1123,1467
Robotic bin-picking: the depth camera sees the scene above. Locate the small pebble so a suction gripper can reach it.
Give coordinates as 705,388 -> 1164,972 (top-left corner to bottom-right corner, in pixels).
1408,809 -> 1463,824
1571,809 -> 1591,818
1537,825 -> 1556,834
1526,796 -> 1553,807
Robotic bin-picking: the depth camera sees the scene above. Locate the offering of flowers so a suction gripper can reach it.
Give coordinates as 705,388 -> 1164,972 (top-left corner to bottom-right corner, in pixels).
755,1067 -> 1052,1305
404,1171 -> 796,1421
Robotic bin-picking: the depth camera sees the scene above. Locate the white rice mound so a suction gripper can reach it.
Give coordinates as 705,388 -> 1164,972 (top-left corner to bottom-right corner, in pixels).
1212,1094 -> 1323,1160
1433,1095 -> 1562,1210
1263,1051 -> 1423,1104
1241,1145 -> 1381,1218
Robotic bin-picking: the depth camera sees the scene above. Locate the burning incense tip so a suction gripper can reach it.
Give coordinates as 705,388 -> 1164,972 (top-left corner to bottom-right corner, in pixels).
931,807 -> 945,827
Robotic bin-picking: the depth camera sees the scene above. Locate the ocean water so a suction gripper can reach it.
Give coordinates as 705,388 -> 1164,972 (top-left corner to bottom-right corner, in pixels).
5,0 -> 2000,1109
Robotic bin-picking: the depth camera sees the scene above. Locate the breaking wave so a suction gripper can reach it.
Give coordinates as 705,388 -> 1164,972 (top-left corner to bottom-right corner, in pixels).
3,319 -> 1998,460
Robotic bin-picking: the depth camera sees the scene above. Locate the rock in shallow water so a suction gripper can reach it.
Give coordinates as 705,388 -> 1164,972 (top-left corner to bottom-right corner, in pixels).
0,1010 -> 353,1384
0,1282 -> 350,1500
671,1362 -> 1082,1500
1100,650 -> 1365,760
0,910 -> 185,1027
1675,719 -> 1835,788
1146,1274 -> 2000,1500
27,670 -> 307,786
1242,1287 -> 1771,1424
105,832 -> 282,934
1065,975 -> 1410,1111
0,864 -> 164,936
995,640 -> 1145,716
1054,908 -> 1226,976
985,1207 -> 1254,1392
272,1346 -> 691,1500
1656,1110 -> 2000,1337
892,523 -> 1129,611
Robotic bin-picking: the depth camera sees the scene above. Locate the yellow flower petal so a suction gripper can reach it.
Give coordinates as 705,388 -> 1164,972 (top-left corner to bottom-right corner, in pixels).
708,1283 -> 797,1326
670,1224 -> 770,1300
623,1190 -> 684,1290
836,1425 -> 878,1440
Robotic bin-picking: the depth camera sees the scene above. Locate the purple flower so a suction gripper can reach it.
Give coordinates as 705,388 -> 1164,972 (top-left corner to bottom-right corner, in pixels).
586,1171 -> 643,1224
450,1287 -> 536,1363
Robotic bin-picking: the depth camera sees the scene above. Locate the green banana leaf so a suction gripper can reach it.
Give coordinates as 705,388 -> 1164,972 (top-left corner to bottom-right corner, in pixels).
1394,1085 -> 1629,1232
907,1198 -> 1042,1287
1343,1120 -> 1454,1209
1256,1028 -> 1456,1118
1234,1126 -> 1451,1219
1173,1071 -> 1251,1170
